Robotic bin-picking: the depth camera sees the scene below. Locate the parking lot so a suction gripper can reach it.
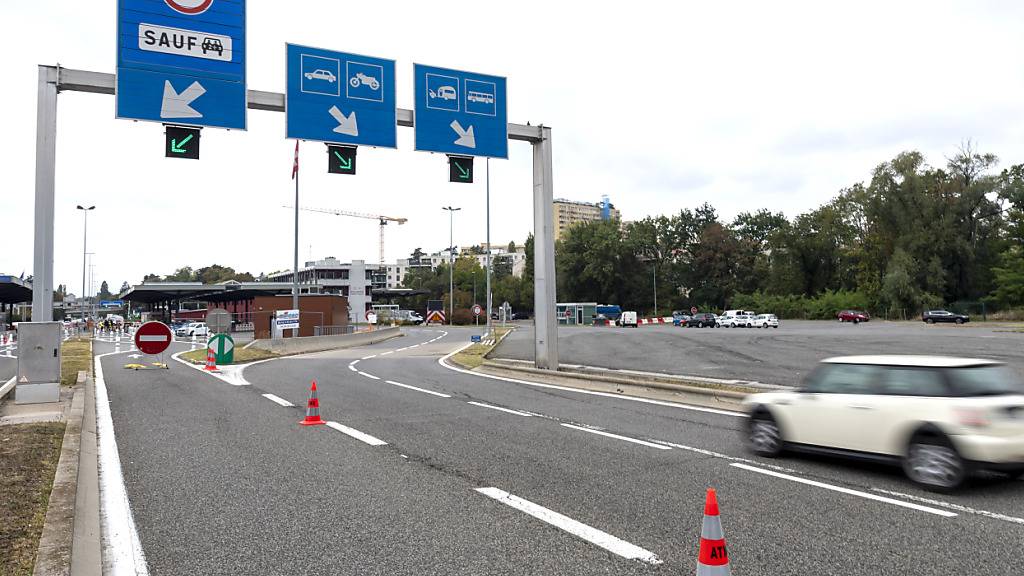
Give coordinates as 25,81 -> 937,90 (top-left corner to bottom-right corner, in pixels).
493,320 -> 1024,385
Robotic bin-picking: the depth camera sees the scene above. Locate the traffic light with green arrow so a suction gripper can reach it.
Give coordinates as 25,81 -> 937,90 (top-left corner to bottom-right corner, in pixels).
164,126 -> 200,159
327,145 -> 357,175
448,155 -> 473,183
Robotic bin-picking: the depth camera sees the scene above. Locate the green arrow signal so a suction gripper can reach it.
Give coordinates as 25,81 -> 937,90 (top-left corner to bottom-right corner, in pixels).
333,150 -> 353,171
455,162 -> 470,179
170,134 -> 194,154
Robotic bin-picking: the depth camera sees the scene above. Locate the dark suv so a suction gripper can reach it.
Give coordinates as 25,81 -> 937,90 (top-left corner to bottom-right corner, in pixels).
687,312 -> 718,328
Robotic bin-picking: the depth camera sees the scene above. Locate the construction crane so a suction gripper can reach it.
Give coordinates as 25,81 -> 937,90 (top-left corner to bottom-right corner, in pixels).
284,205 -> 408,265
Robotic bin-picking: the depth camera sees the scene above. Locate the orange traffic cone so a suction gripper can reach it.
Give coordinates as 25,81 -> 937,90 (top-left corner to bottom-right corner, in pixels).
203,346 -> 219,372
697,488 -> 731,575
300,380 -> 326,426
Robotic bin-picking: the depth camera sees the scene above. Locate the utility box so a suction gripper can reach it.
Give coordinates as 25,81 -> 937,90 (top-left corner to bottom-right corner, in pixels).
15,322 -> 61,404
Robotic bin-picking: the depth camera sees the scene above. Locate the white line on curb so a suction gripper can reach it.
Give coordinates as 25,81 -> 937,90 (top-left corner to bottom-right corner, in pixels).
95,352 -> 150,575
262,393 -> 294,407
325,421 -> 388,446
475,487 -> 662,565
466,401 -> 533,417
385,380 -> 451,398
730,463 -> 957,517
561,423 -> 672,450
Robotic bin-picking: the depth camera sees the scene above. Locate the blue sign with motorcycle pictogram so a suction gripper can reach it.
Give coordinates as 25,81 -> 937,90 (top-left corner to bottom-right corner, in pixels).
286,43 -> 396,148
116,0 -> 247,130
414,64 -> 507,159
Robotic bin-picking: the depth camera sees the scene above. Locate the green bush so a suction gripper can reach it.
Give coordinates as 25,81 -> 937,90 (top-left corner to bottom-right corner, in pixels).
730,290 -> 872,319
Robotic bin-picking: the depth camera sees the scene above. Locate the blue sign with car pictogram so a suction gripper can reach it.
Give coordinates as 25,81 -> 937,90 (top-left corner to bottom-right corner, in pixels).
116,0 -> 247,130
414,64 -> 507,159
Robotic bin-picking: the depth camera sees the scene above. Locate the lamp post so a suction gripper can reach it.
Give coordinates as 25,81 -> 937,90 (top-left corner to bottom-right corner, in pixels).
442,206 -> 461,325
76,205 -> 94,322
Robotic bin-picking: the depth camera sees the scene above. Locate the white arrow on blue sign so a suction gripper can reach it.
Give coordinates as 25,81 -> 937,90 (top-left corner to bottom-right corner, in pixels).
116,0 -> 247,130
286,44 -> 397,148
414,64 -> 507,159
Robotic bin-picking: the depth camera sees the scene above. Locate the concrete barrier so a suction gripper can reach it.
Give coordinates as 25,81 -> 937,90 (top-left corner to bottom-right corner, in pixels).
248,327 -> 402,355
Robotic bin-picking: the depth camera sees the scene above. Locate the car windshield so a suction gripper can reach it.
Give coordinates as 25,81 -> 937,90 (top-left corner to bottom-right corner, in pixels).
947,365 -> 1024,396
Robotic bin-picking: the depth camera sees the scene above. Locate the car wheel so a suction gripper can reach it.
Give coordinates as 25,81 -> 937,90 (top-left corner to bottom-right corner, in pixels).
838,317 -> 844,322
955,318 -> 964,325
926,318 -> 935,324
697,322 -> 703,328
748,411 -> 784,457
853,318 -> 859,324
903,435 -> 966,492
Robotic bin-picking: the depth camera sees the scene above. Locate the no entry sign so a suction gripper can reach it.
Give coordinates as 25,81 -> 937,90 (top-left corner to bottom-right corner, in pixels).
134,321 -> 173,355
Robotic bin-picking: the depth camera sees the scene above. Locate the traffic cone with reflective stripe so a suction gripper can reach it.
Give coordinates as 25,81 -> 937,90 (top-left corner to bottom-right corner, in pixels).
203,346 -> 219,372
300,380 -> 326,426
697,488 -> 731,575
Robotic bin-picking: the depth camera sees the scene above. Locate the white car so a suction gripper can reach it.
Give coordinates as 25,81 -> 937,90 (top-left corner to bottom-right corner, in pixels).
719,313 -> 755,328
744,356 -> 1024,491
754,314 -> 779,328
176,322 -> 208,338
304,69 -> 337,83
619,311 -> 638,328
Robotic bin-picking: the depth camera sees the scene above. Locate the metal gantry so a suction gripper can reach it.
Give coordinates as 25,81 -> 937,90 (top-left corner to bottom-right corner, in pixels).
32,65 -> 559,370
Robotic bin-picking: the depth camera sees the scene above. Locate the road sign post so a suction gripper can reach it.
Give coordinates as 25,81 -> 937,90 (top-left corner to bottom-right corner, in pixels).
116,0 -> 247,130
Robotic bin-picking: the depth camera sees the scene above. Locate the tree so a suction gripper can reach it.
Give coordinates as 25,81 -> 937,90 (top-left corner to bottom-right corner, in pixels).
990,248 -> 1024,306
120,281 -> 131,294
97,281 -> 112,300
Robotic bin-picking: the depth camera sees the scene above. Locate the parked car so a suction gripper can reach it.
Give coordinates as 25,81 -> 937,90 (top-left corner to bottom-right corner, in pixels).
620,311 -> 639,328
922,310 -> 969,324
176,322 -> 208,338
720,312 -> 755,328
837,310 -> 870,323
743,355 -> 1024,491
754,314 -> 779,328
672,311 -> 691,326
687,312 -> 718,328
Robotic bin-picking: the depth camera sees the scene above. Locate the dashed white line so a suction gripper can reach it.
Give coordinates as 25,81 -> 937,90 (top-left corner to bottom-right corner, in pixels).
380,350 -> 394,356
385,380 -> 451,398
561,424 -> 672,450
475,487 -> 662,565
652,441 -> 800,473
325,421 -> 388,446
262,393 -> 294,407
466,401 -> 533,417
730,463 -> 957,517
358,371 -> 381,380
361,355 -> 377,360
871,488 -> 1024,525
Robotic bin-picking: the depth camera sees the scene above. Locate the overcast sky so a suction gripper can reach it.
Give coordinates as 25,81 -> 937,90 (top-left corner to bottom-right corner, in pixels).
4,1 -> 1024,297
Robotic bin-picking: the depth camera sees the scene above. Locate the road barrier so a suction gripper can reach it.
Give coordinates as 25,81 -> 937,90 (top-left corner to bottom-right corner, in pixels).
300,381 -> 326,426
638,317 -> 673,325
697,488 -> 731,575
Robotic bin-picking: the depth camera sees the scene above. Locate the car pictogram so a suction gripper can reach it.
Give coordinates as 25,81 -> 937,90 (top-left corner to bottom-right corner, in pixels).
304,69 -> 337,83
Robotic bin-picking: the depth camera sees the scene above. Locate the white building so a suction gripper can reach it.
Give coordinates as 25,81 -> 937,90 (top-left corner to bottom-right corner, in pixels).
266,258 -> 383,323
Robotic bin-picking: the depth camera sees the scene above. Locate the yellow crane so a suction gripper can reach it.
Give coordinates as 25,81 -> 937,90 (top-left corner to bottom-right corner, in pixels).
285,205 -> 408,266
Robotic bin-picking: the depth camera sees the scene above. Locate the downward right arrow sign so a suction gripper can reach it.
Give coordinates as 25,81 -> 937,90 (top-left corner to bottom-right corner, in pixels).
450,120 -> 476,149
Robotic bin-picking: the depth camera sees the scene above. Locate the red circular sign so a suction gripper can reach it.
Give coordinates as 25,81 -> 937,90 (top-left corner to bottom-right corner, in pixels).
134,321 -> 173,355
472,304 -> 483,316
164,0 -> 213,15
691,306 -> 698,315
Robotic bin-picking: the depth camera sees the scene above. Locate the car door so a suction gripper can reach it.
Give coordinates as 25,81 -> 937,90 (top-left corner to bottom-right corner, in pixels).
776,363 -> 883,450
854,366 -> 951,456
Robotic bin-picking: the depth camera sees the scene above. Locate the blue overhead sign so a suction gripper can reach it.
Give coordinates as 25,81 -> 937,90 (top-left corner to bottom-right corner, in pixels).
116,0 -> 247,130
286,44 -> 396,148
414,64 -> 507,159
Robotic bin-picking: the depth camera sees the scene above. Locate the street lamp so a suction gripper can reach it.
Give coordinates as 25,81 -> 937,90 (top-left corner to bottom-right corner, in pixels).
76,205 -> 95,322
442,206 -> 461,325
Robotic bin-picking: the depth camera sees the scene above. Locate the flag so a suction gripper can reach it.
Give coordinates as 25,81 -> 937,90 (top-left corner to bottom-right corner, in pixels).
291,140 -> 299,180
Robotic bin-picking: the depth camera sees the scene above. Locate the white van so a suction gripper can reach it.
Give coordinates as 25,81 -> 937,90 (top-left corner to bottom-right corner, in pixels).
620,311 -> 638,328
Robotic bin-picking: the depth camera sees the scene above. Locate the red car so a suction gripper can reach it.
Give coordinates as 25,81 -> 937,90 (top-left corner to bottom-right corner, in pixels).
837,310 -> 870,323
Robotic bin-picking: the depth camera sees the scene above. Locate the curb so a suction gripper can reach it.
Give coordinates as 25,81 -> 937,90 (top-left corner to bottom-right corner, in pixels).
481,360 -> 752,399
32,371 -> 88,576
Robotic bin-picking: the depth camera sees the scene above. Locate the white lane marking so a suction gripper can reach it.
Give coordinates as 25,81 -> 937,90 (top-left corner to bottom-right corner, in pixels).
475,487 -> 662,565
730,463 -> 957,518
385,380 -> 451,398
170,350 -> 248,386
95,352 -> 151,574
561,423 -> 672,450
380,350 -> 394,356
348,364 -> 359,372
262,393 -> 294,407
466,401 -> 533,417
397,347 -> 412,352
409,344 -> 420,348
439,345 -> 743,418
871,488 -> 1024,525
325,421 -> 388,446
361,355 -> 377,360
358,371 -> 381,380
653,441 -> 799,473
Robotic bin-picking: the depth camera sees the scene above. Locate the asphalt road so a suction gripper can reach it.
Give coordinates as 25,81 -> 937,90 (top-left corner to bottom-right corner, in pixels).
94,327 -> 1024,575
494,321 -> 1024,385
